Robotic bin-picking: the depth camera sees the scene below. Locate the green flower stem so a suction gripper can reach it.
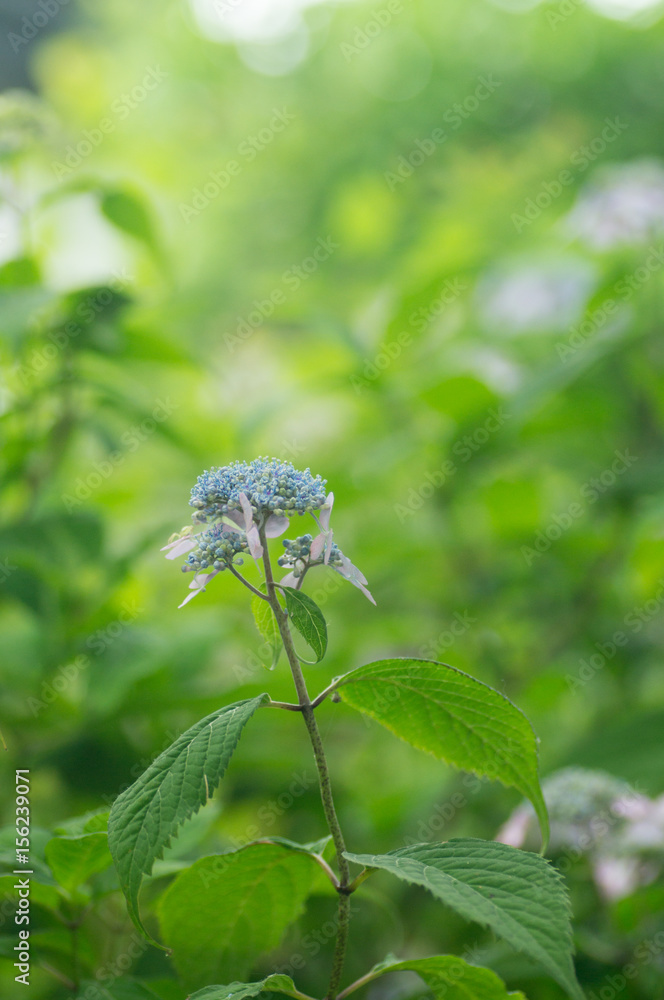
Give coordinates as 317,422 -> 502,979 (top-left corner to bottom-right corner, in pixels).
260,526 -> 351,1000
227,564 -> 270,600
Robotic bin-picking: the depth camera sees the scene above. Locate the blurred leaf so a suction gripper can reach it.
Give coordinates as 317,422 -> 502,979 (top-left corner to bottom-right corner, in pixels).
0,257 -> 40,288
101,189 -> 157,254
334,659 -> 548,847
188,975 -> 308,1000
251,590 -> 281,670
344,954 -> 526,1000
74,980 -> 164,1000
344,840 -> 581,1000
158,843 -> 322,990
564,710 -> 664,795
0,873 -> 64,915
45,832 -> 112,892
53,809 -> 109,836
108,695 -> 268,942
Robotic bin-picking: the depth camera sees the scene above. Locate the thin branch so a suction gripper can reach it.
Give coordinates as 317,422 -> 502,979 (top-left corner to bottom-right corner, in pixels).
311,679 -> 341,709
228,564 -> 269,600
336,968 -> 382,1000
311,853 -> 341,891
346,867 -> 375,894
40,962 -> 77,990
260,526 -> 352,1000
267,699 -> 303,712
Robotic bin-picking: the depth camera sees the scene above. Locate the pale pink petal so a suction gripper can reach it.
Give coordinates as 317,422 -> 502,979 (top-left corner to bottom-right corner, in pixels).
279,571 -> 298,588
162,536 -> 197,560
496,807 -> 531,848
265,515 -> 289,537
222,522 -> 243,534
337,553 -> 368,586
319,492 -> 334,532
178,570 -> 220,608
247,525 -> 263,560
238,492 -> 263,558
592,857 -> 641,902
310,534 -> 325,560
222,511 -> 245,533
333,554 -> 375,604
238,492 -> 255,531
323,528 -> 334,565
350,578 -> 376,605
178,590 -> 203,608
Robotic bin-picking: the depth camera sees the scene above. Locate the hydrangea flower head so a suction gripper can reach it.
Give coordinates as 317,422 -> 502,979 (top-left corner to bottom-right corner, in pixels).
163,458 -> 374,607
190,457 -> 328,519
180,522 -> 249,574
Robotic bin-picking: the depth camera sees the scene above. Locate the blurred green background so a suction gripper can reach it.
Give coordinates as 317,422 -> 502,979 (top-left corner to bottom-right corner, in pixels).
2,0 -> 664,997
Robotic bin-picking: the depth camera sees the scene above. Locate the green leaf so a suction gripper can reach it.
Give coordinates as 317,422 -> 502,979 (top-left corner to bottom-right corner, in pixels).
101,189 -> 157,252
74,980 -> 164,1000
53,809 -> 109,837
345,954 -> 526,1000
251,591 -> 282,669
281,587 -> 327,662
188,974 -> 310,1000
264,834 -> 333,856
45,832 -> 112,892
159,843 -> 323,991
333,659 -> 548,847
108,695 -> 268,943
0,874 -> 64,914
343,840 -> 582,1000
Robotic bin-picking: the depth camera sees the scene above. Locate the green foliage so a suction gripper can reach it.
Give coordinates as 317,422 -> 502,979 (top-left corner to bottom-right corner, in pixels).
44,831 -> 112,893
281,587 -> 328,662
158,843 -> 323,989
108,696 -> 268,940
344,840 -> 581,1000
188,974 -> 309,1000
348,955 -> 525,1000
100,189 -> 158,255
3,0 -> 664,997
251,591 -> 282,668
335,660 -> 548,846
74,982 -> 165,1000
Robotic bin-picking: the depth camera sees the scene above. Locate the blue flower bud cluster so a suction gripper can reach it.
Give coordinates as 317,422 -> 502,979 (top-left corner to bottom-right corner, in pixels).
278,534 -> 343,569
190,458 -> 328,519
182,523 -> 248,574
